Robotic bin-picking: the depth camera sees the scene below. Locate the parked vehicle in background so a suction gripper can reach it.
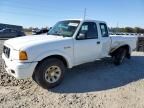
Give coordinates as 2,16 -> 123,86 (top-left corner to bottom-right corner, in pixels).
0,23 -> 23,31
32,28 -> 39,35
2,19 -> 138,89
32,28 -> 49,35
0,28 -> 25,38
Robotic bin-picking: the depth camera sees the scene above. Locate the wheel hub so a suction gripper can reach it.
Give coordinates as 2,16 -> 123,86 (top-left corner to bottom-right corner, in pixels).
45,66 -> 61,83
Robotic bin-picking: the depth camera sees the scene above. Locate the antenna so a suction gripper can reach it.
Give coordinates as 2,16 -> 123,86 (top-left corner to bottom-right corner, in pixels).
83,8 -> 87,20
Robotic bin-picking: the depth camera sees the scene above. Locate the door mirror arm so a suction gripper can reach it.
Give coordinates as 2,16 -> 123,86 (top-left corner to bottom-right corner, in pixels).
76,33 -> 86,40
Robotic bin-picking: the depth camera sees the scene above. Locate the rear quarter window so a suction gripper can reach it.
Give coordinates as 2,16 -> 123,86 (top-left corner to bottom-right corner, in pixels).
99,23 -> 109,37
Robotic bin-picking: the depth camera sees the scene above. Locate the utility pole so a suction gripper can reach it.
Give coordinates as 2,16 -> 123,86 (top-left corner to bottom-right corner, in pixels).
117,22 -> 119,28
116,22 -> 119,33
83,8 -> 87,20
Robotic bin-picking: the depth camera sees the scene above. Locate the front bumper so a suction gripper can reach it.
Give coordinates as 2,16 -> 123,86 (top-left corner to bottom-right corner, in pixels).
2,54 -> 38,79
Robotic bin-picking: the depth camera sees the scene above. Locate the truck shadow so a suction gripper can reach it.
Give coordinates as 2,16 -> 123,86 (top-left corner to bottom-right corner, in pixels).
51,55 -> 144,93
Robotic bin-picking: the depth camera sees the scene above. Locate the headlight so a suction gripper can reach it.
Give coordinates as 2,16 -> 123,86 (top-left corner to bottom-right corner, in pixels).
19,51 -> 28,60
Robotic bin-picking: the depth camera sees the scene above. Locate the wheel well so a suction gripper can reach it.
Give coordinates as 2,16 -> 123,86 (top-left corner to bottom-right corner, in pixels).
110,45 -> 130,57
39,55 -> 68,67
32,55 -> 68,79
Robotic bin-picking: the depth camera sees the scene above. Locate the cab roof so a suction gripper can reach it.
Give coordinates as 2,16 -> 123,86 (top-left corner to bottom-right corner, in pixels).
62,19 -> 106,23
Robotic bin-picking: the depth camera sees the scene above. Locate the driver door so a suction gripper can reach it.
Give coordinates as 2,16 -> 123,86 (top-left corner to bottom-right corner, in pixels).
74,22 -> 101,65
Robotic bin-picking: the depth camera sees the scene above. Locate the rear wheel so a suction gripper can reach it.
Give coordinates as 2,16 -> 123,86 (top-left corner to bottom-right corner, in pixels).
33,58 -> 65,89
112,48 -> 127,65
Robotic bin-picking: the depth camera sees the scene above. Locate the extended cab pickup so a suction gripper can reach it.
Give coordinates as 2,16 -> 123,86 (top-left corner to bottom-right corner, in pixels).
2,19 -> 137,89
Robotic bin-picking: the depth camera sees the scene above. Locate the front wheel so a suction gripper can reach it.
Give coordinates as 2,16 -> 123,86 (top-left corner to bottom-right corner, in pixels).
112,48 -> 127,65
33,58 -> 65,89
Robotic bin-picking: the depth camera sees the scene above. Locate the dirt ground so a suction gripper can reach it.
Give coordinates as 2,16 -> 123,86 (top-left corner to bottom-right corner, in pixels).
0,40 -> 144,108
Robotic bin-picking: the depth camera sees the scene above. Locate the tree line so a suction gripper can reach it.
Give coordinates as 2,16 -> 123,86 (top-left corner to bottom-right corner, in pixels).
109,27 -> 144,33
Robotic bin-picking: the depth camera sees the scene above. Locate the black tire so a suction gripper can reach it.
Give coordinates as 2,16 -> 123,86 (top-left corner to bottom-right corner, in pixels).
112,48 -> 127,65
126,52 -> 131,59
33,58 -> 65,89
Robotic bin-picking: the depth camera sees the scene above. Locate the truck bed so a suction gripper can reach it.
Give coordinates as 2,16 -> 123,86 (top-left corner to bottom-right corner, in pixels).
110,35 -> 138,52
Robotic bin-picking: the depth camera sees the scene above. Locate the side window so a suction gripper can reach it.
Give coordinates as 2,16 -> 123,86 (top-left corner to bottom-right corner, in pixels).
78,22 -> 98,39
100,23 -> 109,37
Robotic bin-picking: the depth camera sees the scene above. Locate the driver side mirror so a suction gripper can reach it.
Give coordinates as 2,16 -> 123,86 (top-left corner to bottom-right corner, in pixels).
77,33 -> 86,40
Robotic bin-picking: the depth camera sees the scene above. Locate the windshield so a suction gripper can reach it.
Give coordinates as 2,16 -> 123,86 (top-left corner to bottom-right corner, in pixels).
48,20 -> 80,37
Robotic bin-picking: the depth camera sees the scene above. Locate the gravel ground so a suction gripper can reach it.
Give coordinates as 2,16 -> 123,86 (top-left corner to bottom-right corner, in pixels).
0,40 -> 144,108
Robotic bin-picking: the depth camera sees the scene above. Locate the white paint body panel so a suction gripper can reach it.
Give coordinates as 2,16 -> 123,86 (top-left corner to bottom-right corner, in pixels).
2,19 -> 138,79
110,35 -> 138,53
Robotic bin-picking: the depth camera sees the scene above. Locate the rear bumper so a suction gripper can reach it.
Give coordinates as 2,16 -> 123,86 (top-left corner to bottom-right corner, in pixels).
2,54 -> 38,79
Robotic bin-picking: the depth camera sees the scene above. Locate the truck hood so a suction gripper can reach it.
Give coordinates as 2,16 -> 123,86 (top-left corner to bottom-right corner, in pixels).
4,34 -> 68,50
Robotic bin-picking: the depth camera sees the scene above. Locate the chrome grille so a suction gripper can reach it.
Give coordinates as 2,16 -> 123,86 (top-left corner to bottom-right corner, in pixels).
3,46 -> 10,58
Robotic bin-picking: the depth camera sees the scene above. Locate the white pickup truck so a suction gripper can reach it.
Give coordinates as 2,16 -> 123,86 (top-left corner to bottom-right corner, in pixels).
2,19 -> 137,89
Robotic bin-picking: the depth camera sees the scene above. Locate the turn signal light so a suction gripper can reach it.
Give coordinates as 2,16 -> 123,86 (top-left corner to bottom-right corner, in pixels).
19,51 -> 28,60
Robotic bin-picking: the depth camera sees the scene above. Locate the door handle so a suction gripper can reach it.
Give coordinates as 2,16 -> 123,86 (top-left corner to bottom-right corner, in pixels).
97,41 -> 100,44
